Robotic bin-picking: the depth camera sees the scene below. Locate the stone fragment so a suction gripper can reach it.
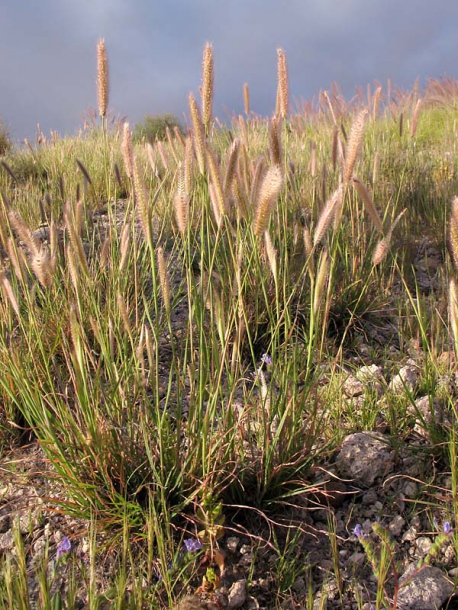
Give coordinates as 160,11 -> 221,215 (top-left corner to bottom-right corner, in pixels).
389,360 -> 419,394
227,580 -> 247,609
397,565 -> 453,610
335,432 -> 395,487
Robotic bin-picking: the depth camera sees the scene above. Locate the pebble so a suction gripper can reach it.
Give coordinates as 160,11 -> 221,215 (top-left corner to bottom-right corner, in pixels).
415,536 -> 432,556
227,580 -> 247,609
388,515 -> 406,537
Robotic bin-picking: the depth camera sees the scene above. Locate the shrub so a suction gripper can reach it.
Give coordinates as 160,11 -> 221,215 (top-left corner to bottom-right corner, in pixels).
133,113 -> 184,143
0,118 -> 12,155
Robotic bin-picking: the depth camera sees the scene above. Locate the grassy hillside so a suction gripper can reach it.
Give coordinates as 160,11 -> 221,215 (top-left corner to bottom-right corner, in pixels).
0,42 -> 457,608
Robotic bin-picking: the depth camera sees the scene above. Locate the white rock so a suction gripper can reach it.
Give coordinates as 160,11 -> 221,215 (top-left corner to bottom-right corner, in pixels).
227,580 -> 247,609
397,564 -> 453,609
335,432 -> 395,487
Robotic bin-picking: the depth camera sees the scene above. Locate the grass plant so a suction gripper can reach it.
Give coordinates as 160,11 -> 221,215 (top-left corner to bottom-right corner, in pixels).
0,40 -> 458,608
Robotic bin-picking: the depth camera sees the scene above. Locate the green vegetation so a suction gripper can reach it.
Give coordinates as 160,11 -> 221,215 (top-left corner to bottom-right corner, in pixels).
133,113 -> 184,144
0,44 -> 457,608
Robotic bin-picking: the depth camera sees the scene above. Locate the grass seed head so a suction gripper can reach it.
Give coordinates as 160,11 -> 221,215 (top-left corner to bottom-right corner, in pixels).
276,48 -> 289,119
253,164 -> 284,236
189,93 -> 206,174
243,82 -> 250,115
344,108 -> 368,184
201,42 -> 214,133
97,38 -> 109,119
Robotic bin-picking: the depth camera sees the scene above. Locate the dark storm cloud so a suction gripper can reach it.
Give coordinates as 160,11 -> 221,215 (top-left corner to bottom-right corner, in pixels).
1,0 -> 458,141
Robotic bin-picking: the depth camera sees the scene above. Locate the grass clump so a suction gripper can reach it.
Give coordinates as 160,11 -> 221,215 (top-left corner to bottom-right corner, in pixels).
1,43 -> 458,608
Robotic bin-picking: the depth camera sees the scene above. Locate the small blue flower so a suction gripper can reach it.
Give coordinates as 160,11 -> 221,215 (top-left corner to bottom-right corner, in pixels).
260,353 -> 272,367
443,521 -> 453,535
56,536 -> 72,559
353,524 -> 364,539
183,538 -> 203,553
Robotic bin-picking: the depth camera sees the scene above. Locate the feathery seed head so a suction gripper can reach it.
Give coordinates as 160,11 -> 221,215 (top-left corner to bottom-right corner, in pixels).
243,83 -> 250,115
313,183 -> 343,246
344,109 -> 368,184
97,38 -> 109,119
268,115 -> 282,166
449,197 -> 458,271
276,48 -> 289,119
189,93 -> 206,174
253,164 -> 284,236
201,42 -> 214,134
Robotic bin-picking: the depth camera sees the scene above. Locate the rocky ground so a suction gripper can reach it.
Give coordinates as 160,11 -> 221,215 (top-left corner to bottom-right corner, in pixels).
1,225 -> 458,608
1,354 -> 458,609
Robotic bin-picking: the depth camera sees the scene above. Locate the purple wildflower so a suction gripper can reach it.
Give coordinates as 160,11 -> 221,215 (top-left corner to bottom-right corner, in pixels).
183,538 -> 203,553
261,353 -> 273,367
56,536 -> 72,559
353,524 -> 364,539
443,521 -> 453,535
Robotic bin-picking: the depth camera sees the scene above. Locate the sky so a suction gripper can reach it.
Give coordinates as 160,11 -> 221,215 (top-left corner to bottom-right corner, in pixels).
1,0 -> 458,142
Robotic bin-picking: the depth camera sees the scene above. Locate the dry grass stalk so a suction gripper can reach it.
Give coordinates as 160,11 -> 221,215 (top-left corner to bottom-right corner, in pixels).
208,182 -> 222,228
30,246 -> 52,288
250,156 -> 266,207
7,237 -> 26,285
66,242 -> 80,294
97,38 -> 109,119
201,42 -> 214,134
373,208 -> 407,265
166,126 -> 180,165
0,270 -> 20,319
313,250 -> 329,317
310,141 -> 317,178
206,144 -> 226,224
372,236 -> 390,266
243,83 -> 250,115
313,184 -> 343,246
121,122 -> 134,178
223,138 -> 240,198
264,230 -> 277,283
174,125 -> 185,148
99,236 -> 111,268
183,136 -> 194,195
253,164 -> 284,236
132,155 -> 151,243
146,142 -> 161,179
373,85 -> 382,121
173,164 -> 189,236
76,159 -> 92,185
156,140 -> 169,171
276,48 -> 289,119
157,246 -> 170,313
269,115 -> 282,166
450,279 -> 458,353
232,176 -> 249,219
119,221 -> 131,273
372,151 -> 380,185
117,293 -> 133,339
410,98 -> 422,138
323,91 -> 338,126
399,112 -> 404,138
352,178 -> 384,232
344,109 -> 368,184
449,197 -> 458,270
238,115 -> 249,148
1,161 -> 17,182
189,93 -> 206,174
238,143 -> 250,196
8,211 -> 39,256
331,126 -> 339,170
64,203 -> 89,277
